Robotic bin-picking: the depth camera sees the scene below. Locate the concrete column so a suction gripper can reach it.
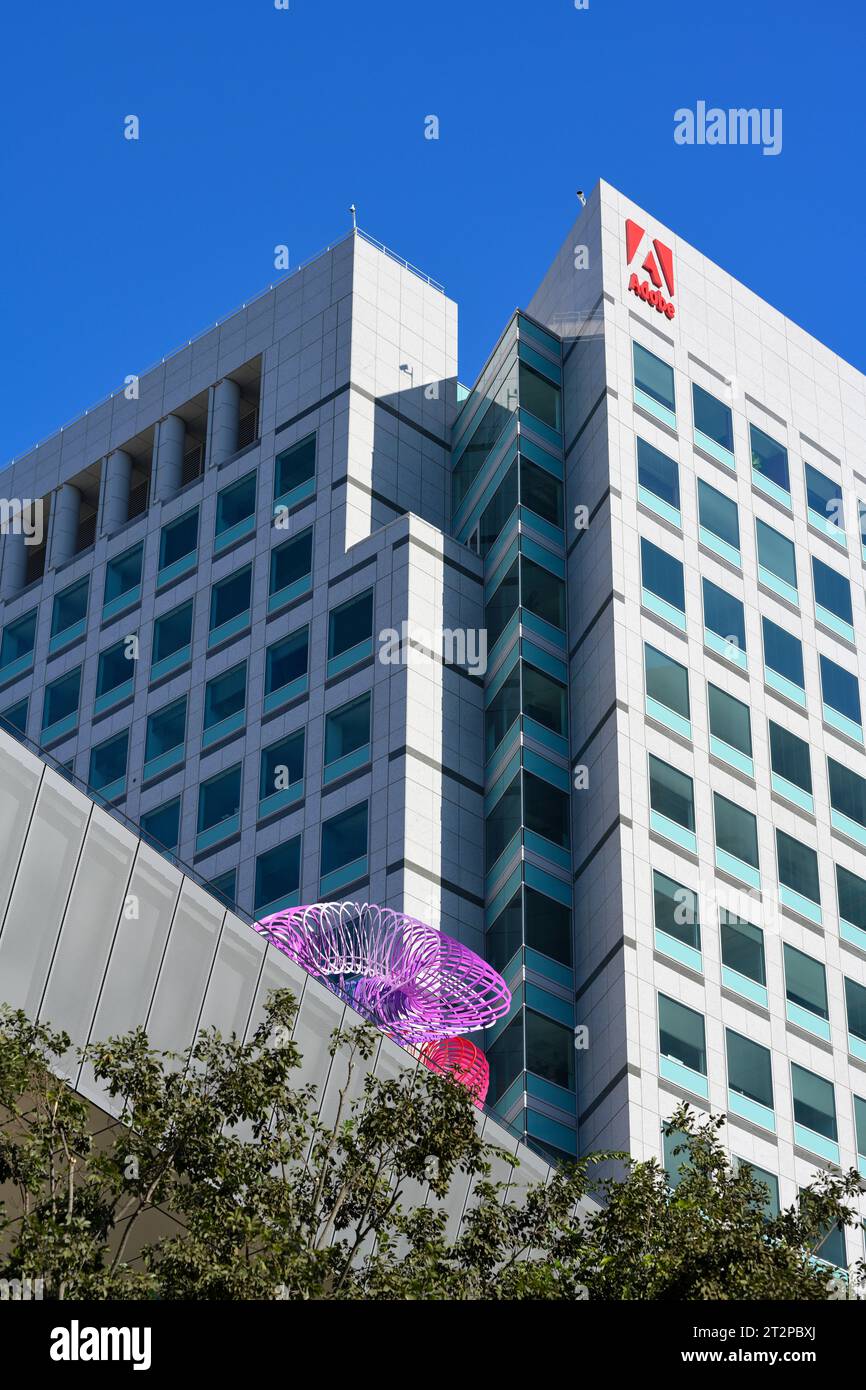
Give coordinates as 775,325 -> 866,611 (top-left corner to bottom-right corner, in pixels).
0,532 -> 28,599
210,378 -> 241,466
101,450 -> 132,534
154,414 -> 186,502
50,483 -> 81,568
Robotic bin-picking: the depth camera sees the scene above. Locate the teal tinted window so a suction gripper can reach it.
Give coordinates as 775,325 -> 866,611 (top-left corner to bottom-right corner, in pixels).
197,765 -> 242,834
89,729 -> 128,792
769,721 -> 812,793
524,770 -> 569,849
720,912 -> 765,985
328,590 -> 374,659
152,600 -> 193,664
210,565 -> 251,630
645,643 -> 690,719
486,665 -> 520,759
828,757 -> 866,828
145,696 -> 187,762
260,730 -> 305,798
805,463 -> 842,527
637,438 -> 679,510
479,461 -> 518,555
525,1009 -> 573,1090
714,793 -> 759,868
0,698 -> 28,737
522,662 -> 567,736
485,772 -> 521,871
750,424 -> 790,493
693,383 -> 733,451
42,668 -> 81,730
524,886 -> 571,965
487,1013 -> 523,1104
485,560 -> 519,649
320,801 -> 368,876
726,1029 -> 773,1109
270,528 -> 313,595
203,662 -> 246,731
820,655 -> 860,723
649,755 -> 694,831
762,617 -> 804,688
51,579 -> 88,638
708,684 -> 751,755
756,519 -> 797,589
785,944 -> 828,1018
641,538 -> 685,612
266,627 -> 309,694
777,831 -> 820,905
452,355 -> 518,510
664,1128 -> 693,1189
791,1063 -> 837,1141
140,798 -> 181,853
697,479 -> 739,550
96,640 -> 134,697
856,1096 -> 866,1157
520,456 -> 563,527
653,869 -> 699,951
274,433 -> 316,499
845,977 -> 866,1044
255,838 -> 301,913
702,579 -> 746,651
159,508 -> 198,569
633,342 -> 675,413
737,1161 -> 780,1220
519,361 -> 561,431
209,869 -> 237,908
325,693 -> 371,767
813,556 -> 852,624
104,544 -> 143,603
216,472 -> 256,535
838,864 -> 866,932
522,556 -> 565,630
658,994 -> 706,1074
0,609 -> 37,667
486,890 -> 522,973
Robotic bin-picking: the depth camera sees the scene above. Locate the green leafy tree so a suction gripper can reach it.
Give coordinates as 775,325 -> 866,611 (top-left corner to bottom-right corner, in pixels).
0,997 -> 863,1300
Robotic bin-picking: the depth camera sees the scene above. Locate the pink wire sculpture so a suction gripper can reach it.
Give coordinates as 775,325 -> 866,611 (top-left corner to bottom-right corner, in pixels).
253,901 -> 511,1048
420,1037 -> 490,1107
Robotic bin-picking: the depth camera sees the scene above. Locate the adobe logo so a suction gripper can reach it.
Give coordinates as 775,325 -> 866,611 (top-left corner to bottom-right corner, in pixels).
625,219 -> 676,320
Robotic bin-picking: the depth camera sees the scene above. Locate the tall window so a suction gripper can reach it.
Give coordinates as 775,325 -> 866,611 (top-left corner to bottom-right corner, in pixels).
641,538 -> 685,621
820,654 -> 861,730
255,838 -> 302,915
479,462 -> 518,555
633,343 -> 675,419
215,472 -> 256,542
89,729 -> 129,799
692,383 -> 734,455
784,943 -> 829,1022
756,519 -> 797,597
320,801 -> 369,883
762,616 -> 805,696
697,479 -> 740,557
750,423 -> 790,499
805,463 -> 843,533
210,565 -> 252,636
51,579 -> 88,647
658,995 -> 706,1077
714,794 -> 759,876
637,438 -> 680,518
0,609 -> 37,676
274,433 -> 316,505
702,579 -> 746,657
776,830 -> 821,909
104,543 -> 143,612
649,756 -> 695,835
645,644 -> 690,725
269,528 -> 313,604
520,455 -> 563,528
328,590 -> 374,669
159,507 -> 198,576
522,556 -> 566,631
812,556 -> 853,633
828,757 -> 866,833
721,912 -> 766,990
519,361 -> 561,432
653,869 -> 700,954
768,721 -> 812,800
791,1063 -> 837,1149
708,684 -> 751,762
726,1030 -> 774,1115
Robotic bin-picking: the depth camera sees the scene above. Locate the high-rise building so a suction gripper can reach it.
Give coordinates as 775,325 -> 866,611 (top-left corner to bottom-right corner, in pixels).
3,182 -> 866,1261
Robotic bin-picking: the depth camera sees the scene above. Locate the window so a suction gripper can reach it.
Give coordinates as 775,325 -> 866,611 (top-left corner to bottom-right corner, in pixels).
714,793 -> 759,879
737,1162 -> 780,1220
203,662 -> 247,747
487,1013 -> 523,1105
653,869 -> 700,955
663,1128 -> 694,1189
838,863 -> 866,945
42,667 -> 81,740
649,754 -> 695,847
144,696 -> 187,780
485,560 -> 519,650
762,616 -> 804,698
768,721 -> 812,806
0,609 -> 37,678
265,626 -> 309,710
658,994 -> 706,1082
255,838 -> 302,915
522,663 -> 567,738
215,471 -> 256,544
521,556 -> 565,631
820,654 -> 861,734
641,538 -> 685,625
750,423 -> 790,500
524,770 -> 569,850
645,644 -> 690,729
479,461 -> 518,555
856,1095 -> 866,1161
721,912 -> 766,994
328,589 -> 374,673
486,772 -> 521,871
197,765 -> 242,847
320,801 -> 368,885
519,361 -> 561,432
812,556 -> 853,636
210,565 -> 252,641
452,355 -> 518,511
845,977 -> 866,1056
104,543 -> 143,616
0,698 -> 28,739
259,730 -> 305,809
693,383 -> 734,457
777,830 -> 821,913
637,438 -> 680,520
50,578 -> 88,649
96,639 -> 135,710
151,600 -> 193,678
726,1029 -> 774,1119
209,869 -> 237,909
791,1063 -> 838,1154
697,479 -> 740,560
785,943 -> 828,1028
702,578 -> 746,661
140,798 -> 181,854
755,518 -> 797,599
486,668 -> 520,764
805,463 -> 843,536
524,886 -> 571,966
274,433 -> 316,507
520,455 -> 563,528
526,1009 -> 574,1091
324,693 -> 371,780
633,342 -> 675,421
269,527 -> 313,609
158,507 -> 198,579
708,684 -> 751,765
828,757 -> 866,836
89,729 -> 129,800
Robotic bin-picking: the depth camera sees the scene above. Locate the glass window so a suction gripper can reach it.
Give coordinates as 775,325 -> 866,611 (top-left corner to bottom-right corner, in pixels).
266,626 -> 309,695
641,538 -> 685,613
485,665 -> 520,759
522,663 -> 567,737
274,433 -> 316,500
524,770 -> 569,849
702,579 -> 746,652
519,361 -> 561,431
89,729 -> 128,794
838,863 -> 866,934
524,886 -> 571,965
855,1095 -> 866,1158
784,943 -> 828,1019
658,994 -> 706,1075
486,1012 -> 523,1104
159,507 -> 198,570
255,838 -> 302,914
820,654 -> 861,724
813,556 -> 852,625
726,1029 -> 773,1110
479,461 -> 518,555
762,616 -> 804,689
520,456 -> 563,528
693,383 -> 733,452
145,696 -> 187,764
485,559 -> 519,650
791,1063 -> 837,1141
42,668 -> 81,731
209,869 -> 237,909
216,471 -> 256,536
324,693 -> 371,768
140,798 -> 181,854
720,912 -> 766,986
321,801 -> 368,877
697,479 -> 739,551
328,590 -> 374,660
203,662 -> 246,732
845,976 -> 866,1046
750,423 -> 790,494
96,640 -> 134,698
526,1009 -> 574,1090
152,600 -> 193,665
737,1161 -> 780,1220
270,528 -> 313,596
0,609 -> 37,668
0,698 -> 28,737
452,355 -> 518,511
769,721 -> 812,793
521,556 -> 565,630
197,764 -> 242,835
485,772 -> 521,871
260,730 -> 305,799
645,644 -> 690,720
805,463 -> 843,529
714,793 -> 759,869
777,830 -> 820,905
649,755 -> 694,831
51,579 -> 88,639
104,544 -> 143,604
663,1127 -> 693,1189
637,438 -> 679,511
812,1220 -> 847,1271
756,519 -> 797,590
210,565 -> 252,631
633,342 -> 675,414
486,891 -> 523,974
708,684 -> 751,756
653,869 -> 699,951
828,757 -> 866,829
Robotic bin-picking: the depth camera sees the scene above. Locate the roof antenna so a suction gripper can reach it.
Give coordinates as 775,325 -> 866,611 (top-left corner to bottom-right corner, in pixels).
349,203 -> 358,230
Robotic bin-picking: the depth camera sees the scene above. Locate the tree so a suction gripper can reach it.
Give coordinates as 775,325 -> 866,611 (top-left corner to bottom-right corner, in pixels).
0,995 -> 863,1299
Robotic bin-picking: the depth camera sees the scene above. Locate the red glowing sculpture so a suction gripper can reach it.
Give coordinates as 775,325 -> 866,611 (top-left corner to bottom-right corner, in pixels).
420,1036 -> 490,1106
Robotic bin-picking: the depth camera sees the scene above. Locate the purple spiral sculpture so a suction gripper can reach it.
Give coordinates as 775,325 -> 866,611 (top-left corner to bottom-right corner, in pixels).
253,901 -> 511,1047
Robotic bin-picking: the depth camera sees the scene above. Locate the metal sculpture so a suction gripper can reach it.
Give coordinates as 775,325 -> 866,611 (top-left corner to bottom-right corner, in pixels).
254,900 -> 511,1047
420,1036 -> 490,1106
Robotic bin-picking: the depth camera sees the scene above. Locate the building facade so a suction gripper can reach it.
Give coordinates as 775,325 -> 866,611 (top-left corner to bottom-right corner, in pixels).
3,183 -> 866,1262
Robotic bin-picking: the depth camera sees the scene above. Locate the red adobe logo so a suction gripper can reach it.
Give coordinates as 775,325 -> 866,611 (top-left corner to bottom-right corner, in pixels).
625,218 -> 676,320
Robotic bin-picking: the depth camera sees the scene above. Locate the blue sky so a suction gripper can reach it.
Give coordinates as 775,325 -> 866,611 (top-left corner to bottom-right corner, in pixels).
2,0 -> 863,463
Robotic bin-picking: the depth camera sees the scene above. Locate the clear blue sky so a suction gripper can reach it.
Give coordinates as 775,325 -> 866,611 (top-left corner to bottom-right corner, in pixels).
2,0 -> 863,463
